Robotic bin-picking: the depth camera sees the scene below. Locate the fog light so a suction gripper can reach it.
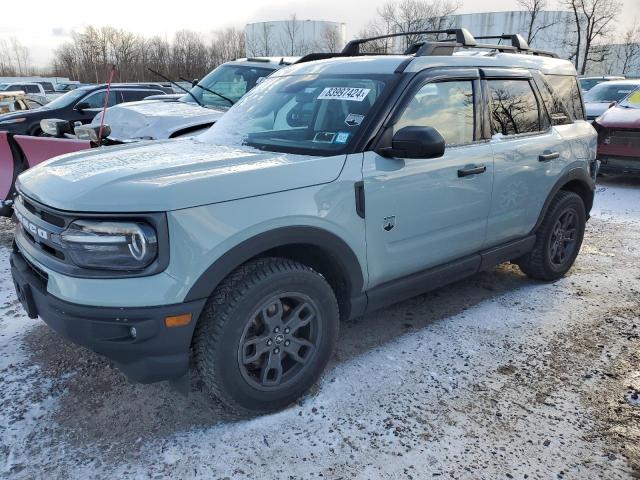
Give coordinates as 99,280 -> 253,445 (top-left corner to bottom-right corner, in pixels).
130,327 -> 137,339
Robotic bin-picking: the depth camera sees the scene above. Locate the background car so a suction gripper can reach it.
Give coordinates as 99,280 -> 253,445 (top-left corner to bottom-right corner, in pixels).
579,76 -> 625,92
0,83 -> 170,136
594,90 -> 640,174
90,57 -> 296,142
0,91 -> 46,115
583,80 -> 640,120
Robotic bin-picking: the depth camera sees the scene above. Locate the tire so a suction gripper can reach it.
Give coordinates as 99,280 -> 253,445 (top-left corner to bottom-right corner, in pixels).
193,257 -> 339,414
516,190 -> 586,281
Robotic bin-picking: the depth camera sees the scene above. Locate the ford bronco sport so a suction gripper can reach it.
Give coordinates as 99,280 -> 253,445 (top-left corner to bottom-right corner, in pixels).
10,29 -> 597,414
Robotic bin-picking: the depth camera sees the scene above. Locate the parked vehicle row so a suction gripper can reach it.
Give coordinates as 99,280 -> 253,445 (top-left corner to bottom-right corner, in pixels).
8,30 -> 599,414
583,79 -> 640,120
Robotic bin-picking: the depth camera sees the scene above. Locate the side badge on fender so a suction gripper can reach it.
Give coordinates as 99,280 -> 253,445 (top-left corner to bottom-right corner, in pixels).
383,216 -> 396,231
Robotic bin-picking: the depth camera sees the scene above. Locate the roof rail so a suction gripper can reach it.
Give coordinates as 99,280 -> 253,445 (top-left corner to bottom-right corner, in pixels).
293,28 -> 558,65
341,28 -> 477,55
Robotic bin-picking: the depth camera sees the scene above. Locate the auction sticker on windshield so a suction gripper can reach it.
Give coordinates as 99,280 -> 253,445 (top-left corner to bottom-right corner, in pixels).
318,87 -> 371,102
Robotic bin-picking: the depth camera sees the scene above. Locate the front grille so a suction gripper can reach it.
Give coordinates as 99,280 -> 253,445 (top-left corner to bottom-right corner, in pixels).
14,195 -> 69,263
21,197 -> 66,227
608,130 -> 640,148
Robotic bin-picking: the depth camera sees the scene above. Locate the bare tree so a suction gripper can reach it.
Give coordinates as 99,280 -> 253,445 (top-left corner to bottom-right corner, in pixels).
6,37 -> 32,75
563,0 -> 622,74
318,24 -> 343,52
357,20 -> 395,54
516,0 -> 557,45
617,20 -> 640,75
281,14 -> 302,56
246,22 -> 274,57
377,0 -> 461,52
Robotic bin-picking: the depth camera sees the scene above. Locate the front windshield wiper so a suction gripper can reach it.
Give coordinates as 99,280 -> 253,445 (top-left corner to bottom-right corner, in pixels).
179,76 -> 234,107
147,68 -> 204,107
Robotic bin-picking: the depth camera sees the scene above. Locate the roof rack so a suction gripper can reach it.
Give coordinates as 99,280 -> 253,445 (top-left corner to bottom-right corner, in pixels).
341,28 -> 477,56
294,28 -> 558,65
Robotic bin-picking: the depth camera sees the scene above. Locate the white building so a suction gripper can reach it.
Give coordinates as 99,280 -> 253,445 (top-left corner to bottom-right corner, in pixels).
245,20 -> 347,57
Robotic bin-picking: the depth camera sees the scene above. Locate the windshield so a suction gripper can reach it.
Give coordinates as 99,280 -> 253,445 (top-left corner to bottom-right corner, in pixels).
620,90 -> 640,109
44,88 -> 88,109
584,83 -> 640,103
181,64 -> 275,109
198,74 -> 392,155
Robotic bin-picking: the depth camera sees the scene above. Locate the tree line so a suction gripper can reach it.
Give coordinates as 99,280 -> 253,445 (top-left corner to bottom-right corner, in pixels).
48,26 -> 245,84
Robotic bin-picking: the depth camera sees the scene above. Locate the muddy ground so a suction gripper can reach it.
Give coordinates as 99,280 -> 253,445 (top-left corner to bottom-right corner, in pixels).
0,175 -> 639,479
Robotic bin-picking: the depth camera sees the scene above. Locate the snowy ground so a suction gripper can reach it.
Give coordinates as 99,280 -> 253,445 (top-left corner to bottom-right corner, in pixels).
1,175 -> 639,480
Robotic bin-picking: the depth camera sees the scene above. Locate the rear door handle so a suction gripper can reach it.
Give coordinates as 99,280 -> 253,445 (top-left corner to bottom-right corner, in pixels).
457,165 -> 487,177
538,151 -> 560,162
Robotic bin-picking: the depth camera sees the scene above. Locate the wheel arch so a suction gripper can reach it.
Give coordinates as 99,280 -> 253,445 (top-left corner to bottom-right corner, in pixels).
184,226 -> 366,320
531,167 -> 595,234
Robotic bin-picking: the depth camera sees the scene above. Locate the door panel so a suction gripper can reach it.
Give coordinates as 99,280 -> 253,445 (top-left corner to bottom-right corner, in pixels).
487,130 -> 568,244
482,75 -> 572,246
363,144 -> 494,288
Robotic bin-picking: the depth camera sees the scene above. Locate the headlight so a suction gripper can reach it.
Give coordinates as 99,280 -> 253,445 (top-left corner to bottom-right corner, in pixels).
60,220 -> 158,271
0,117 -> 26,125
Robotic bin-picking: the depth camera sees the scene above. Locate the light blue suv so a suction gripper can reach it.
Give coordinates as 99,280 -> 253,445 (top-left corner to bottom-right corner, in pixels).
10,30 -> 597,414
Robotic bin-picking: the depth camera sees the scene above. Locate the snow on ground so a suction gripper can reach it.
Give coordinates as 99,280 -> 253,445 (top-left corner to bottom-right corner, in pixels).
0,175 -> 639,479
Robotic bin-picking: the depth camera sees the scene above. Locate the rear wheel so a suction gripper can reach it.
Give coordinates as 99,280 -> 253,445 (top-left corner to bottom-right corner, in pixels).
516,190 -> 586,281
193,257 -> 339,414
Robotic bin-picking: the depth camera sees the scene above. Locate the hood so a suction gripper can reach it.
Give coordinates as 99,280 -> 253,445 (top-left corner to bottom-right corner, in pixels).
585,101 -> 613,119
91,100 -> 225,141
595,105 -> 640,129
17,138 -> 346,212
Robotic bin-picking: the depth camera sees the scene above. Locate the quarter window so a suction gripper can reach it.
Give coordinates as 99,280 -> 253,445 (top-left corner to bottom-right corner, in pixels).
395,80 -> 475,146
487,79 -> 541,136
546,75 -> 584,121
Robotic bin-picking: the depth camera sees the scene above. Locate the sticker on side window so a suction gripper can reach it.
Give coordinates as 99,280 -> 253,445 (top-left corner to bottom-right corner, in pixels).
318,87 -> 371,102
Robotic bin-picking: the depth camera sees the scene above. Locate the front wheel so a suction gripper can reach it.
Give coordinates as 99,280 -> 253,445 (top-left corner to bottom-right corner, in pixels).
193,257 -> 339,414
516,190 -> 586,281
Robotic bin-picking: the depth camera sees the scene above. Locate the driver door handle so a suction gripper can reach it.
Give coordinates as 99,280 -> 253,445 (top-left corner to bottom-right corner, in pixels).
457,165 -> 487,177
539,151 -> 560,162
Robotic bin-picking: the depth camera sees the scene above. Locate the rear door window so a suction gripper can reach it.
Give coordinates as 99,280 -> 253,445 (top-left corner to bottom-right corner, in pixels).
487,79 -> 542,136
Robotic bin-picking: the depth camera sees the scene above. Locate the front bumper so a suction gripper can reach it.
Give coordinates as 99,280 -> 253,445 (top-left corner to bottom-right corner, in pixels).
599,155 -> 640,174
10,248 -> 206,383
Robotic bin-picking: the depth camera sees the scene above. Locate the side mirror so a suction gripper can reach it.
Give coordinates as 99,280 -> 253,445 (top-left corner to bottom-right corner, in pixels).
377,126 -> 445,159
40,118 -> 71,137
75,101 -> 90,112
74,124 -> 111,143
192,78 -> 199,87
608,101 -> 617,109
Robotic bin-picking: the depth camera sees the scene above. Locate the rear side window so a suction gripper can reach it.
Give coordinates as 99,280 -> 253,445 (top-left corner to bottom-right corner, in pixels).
121,90 -> 164,102
546,75 -> 584,121
24,85 -> 40,94
487,79 -> 541,136
395,80 -> 476,146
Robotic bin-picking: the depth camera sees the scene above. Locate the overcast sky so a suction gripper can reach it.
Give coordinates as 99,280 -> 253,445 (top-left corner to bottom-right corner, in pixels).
2,0 -> 639,68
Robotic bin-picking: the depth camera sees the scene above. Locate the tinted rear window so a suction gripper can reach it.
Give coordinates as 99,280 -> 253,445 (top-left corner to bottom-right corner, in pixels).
487,79 -> 541,136
547,75 -> 584,121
